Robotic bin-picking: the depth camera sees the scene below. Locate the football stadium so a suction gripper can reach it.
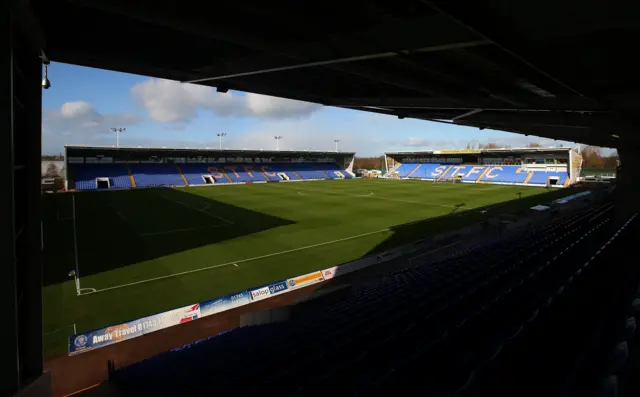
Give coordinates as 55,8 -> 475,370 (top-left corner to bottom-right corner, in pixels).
8,2 -> 640,397
42,145 -> 587,360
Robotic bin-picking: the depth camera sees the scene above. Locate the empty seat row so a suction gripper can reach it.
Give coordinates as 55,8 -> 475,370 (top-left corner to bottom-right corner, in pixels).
130,164 -> 185,187
394,163 -> 568,185
71,163 -> 352,190
73,164 -> 132,190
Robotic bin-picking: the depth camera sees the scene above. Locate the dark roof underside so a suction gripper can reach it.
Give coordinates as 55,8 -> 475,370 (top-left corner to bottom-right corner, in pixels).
25,1 -> 640,149
65,146 -> 353,158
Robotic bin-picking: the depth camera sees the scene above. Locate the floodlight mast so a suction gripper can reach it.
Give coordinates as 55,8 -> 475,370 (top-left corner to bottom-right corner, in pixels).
110,127 -> 126,147
217,132 -> 227,150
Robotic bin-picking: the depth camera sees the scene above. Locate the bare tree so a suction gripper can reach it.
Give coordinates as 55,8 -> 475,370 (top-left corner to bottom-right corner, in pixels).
354,156 -> 385,170
44,163 -> 60,178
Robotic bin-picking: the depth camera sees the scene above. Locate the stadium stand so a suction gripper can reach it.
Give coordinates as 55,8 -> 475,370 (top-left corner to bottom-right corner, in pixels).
108,201 -> 638,396
395,163 -> 419,178
72,164 -> 132,190
396,163 -> 570,186
526,170 -> 569,186
409,164 -> 447,180
129,164 -> 185,187
72,162 -> 352,190
221,164 -> 269,183
480,165 -> 530,184
180,164 -> 231,185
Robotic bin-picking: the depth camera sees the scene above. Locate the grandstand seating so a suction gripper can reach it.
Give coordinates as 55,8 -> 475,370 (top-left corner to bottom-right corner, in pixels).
130,164 -> 185,187
526,170 -> 569,186
72,164 -> 131,190
480,165 -> 530,184
72,162 -> 352,190
109,200 -> 639,396
409,164 -> 448,180
221,164 -> 268,183
394,163 -> 569,186
180,164 -> 230,185
395,163 -> 419,178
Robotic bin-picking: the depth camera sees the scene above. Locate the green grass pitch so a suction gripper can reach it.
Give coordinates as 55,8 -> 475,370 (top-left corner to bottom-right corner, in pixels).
42,179 -> 579,358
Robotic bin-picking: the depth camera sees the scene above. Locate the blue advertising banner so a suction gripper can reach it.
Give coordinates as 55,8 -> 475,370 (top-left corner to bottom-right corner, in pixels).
200,290 -> 251,317
249,280 -> 288,302
69,303 -> 201,355
268,281 -> 288,295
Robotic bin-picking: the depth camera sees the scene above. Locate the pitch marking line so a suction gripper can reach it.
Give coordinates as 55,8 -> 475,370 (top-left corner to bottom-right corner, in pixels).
140,224 -> 226,237
159,194 -> 234,225
72,194 -> 81,295
287,185 -> 456,208
78,227 -> 399,296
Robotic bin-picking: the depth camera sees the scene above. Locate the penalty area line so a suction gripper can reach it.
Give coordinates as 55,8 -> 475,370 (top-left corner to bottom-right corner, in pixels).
78,227 -> 398,296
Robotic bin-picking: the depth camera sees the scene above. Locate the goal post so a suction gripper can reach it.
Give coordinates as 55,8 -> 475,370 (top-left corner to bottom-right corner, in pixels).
436,175 -> 462,184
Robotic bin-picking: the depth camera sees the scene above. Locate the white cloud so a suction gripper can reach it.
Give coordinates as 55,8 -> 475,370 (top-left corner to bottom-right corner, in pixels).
43,101 -> 142,153
61,101 -> 99,119
130,79 -> 322,124
399,137 -> 454,148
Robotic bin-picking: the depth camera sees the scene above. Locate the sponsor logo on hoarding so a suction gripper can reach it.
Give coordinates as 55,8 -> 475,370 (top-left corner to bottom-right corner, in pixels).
287,271 -> 324,289
230,292 -> 247,301
179,304 -> 200,323
268,281 -> 288,295
74,335 -> 87,348
322,266 -> 338,280
250,286 -> 271,301
200,291 -> 251,316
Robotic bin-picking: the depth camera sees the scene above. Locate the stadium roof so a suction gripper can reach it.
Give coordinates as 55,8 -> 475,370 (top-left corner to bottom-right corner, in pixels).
385,147 -> 573,156
24,2 -> 640,149
64,145 -> 354,158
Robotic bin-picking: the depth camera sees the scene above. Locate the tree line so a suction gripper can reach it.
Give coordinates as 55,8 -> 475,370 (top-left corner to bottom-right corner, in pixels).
353,156 -> 385,171
581,146 -> 618,169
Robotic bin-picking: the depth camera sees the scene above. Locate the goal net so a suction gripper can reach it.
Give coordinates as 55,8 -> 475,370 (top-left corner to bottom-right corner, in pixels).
437,175 -> 463,184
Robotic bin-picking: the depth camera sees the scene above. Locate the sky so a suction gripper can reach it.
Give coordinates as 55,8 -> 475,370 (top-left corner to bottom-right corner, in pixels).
42,62 -> 601,156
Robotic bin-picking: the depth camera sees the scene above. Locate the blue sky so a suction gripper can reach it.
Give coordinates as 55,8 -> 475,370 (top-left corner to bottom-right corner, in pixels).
43,62 -> 591,156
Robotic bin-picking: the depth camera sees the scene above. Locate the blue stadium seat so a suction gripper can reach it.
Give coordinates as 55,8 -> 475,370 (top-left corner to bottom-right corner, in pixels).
479,166 -> 530,184
72,162 -> 353,189
396,163 -> 419,177
72,164 -> 131,190
461,165 -> 488,181
259,163 -> 299,180
221,164 -> 268,183
395,163 -> 569,187
180,164 -> 230,185
527,171 -> 568,186
439,164 -> 472,180
130,164 -> 185,187
409,164 -> 447,180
